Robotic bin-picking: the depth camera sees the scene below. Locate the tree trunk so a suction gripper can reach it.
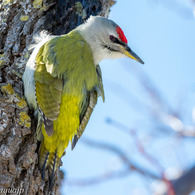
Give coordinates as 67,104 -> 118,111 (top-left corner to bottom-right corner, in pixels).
0,0 -> 114,194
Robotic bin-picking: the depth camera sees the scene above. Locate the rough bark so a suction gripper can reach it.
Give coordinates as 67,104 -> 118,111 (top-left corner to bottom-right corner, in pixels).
0,0 -> 114,194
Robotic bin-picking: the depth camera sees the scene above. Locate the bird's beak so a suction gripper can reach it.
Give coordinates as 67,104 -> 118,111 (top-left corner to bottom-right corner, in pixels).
122,45 -> 144,64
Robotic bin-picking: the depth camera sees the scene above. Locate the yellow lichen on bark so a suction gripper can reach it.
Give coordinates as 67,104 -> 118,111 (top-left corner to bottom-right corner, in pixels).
19,112 -> 31,128
1,83 -> 31,128
1,83 -> 14,95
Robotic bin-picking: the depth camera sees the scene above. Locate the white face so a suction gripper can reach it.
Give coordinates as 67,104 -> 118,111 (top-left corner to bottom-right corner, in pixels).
78,16 -> 144,65
87,16 -> 129,62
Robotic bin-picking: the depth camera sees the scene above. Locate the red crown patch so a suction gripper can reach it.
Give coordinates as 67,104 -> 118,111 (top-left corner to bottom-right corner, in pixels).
116,26 -> 128,44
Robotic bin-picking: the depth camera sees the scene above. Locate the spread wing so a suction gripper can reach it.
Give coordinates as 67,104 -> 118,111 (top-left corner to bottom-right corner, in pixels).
71,65 -> 105,150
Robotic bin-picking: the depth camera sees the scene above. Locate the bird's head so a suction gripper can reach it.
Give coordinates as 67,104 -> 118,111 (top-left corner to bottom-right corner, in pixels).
77,16 -> 144,65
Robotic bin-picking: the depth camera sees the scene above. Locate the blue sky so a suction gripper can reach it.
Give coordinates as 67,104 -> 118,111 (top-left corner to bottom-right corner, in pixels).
62,1 -> 195,194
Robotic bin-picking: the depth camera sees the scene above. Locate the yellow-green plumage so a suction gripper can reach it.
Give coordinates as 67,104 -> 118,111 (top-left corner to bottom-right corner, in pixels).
22,15 -> 144,190
42,95 -> 80,155
34,30 -> 104,187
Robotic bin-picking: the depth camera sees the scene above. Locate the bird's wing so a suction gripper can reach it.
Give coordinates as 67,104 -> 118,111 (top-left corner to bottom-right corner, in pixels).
71,65 -> 105,150
34,40 -> 63,137
34,31 -> 101,138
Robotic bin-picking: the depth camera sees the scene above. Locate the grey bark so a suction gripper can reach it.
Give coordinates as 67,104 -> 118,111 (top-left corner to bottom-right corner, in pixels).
0,0 -> 114,194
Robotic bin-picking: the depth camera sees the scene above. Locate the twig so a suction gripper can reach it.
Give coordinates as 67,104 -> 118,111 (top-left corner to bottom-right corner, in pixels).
106,118 -> 175,195
66,169 -> 130,186
65,137 -> 160,187
81,137 -> 160,180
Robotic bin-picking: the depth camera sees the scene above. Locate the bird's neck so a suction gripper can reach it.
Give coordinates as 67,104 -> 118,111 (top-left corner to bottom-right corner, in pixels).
76,25 -> 109,65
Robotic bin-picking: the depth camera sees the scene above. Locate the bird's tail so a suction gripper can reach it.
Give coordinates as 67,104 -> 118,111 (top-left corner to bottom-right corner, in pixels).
39,140 -> 60,190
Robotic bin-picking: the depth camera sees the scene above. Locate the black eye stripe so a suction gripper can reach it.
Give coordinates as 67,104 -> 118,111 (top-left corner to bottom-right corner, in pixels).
103,45 -> 118,52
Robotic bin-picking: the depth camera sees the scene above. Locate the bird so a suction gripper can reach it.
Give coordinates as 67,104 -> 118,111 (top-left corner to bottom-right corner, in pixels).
22,15 -> 144,189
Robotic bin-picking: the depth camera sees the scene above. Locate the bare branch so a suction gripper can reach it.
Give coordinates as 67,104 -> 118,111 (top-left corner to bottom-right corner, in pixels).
106,118 -> 175,195
171,165 -> 195,195
66,169 -> 130,186
81,137 -> 160,180
123,65 -> 195,137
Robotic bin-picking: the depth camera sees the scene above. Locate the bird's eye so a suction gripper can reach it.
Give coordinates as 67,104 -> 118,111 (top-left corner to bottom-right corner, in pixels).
109,35 -> 116,42
109,35 -> 125,46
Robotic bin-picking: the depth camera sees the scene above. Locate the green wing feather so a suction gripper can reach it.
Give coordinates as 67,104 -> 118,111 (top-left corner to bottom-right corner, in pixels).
35,30 -> 104,141
34,30 -> 105,189
34,42 -> 63,136
71,65 -> 105,149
